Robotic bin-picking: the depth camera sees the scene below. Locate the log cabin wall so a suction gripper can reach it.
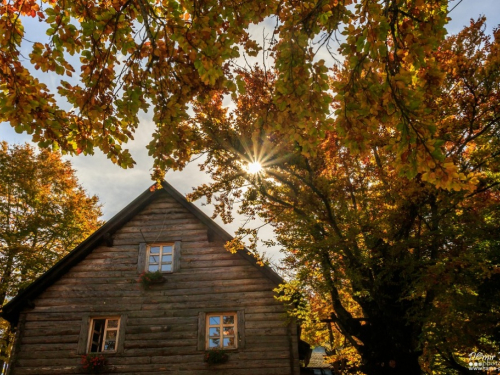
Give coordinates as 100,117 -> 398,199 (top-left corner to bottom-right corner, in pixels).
9,191 -> 300,375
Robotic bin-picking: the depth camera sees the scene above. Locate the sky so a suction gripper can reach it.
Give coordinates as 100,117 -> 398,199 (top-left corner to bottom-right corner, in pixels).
1,0 -> 499,263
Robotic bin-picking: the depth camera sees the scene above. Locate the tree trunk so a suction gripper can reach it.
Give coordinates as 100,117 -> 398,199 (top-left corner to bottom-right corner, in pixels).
359,346 -> 422,375
355,311 -> 423,374
0,251 -> 16,308
0,251 -> 16,374
335,277 -> 424,374
0,326 -> 12,375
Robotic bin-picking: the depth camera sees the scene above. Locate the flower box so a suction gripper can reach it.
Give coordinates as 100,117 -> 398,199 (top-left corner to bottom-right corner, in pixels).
138,270 -> 166,289
80,354 -> 107,374
204,348 -> 229,365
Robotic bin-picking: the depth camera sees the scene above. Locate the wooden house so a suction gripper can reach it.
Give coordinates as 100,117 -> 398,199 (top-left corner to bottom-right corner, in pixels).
1,181 -> 300,375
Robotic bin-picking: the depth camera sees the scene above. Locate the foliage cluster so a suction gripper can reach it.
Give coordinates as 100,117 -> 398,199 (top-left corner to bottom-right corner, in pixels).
137,270 -> 165,289
204,348 -> 229,365
80,354 -> 107,374
0,142 -> 102,305
0,0 -> 479,191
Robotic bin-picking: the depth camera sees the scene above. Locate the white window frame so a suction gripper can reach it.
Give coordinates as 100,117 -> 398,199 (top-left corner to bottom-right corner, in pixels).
205,312 -> 238,350
146,243 -> 174,273
87,317 -> 121,353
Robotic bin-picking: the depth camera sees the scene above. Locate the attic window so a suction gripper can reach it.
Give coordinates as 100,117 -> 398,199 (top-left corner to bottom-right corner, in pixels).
87,317 -> 120,353
138,242 -> 181,274
147,244 -> 173,272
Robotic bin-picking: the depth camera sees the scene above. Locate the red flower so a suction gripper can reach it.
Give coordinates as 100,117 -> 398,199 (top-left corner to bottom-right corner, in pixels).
81,354 -> 106,373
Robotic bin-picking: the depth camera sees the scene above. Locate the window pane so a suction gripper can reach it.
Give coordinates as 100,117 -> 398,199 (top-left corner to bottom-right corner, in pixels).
223,327 -> 234,336
149,255 -> 159,264
163,246 -> 173,254
323,370 -> 333,375
107,320 -> 119,329
161,263 -> 172,272
105,330 -> 117,340
209,316 -> 220,325
223,337 -> 235,348
209,327 -> 220,337
223,315 -> 234,324
103,341 -> 116,351
90,319 -> 105,353
92,319 -> 105,333
150,246 -> 160,254
208,338 -> 220,348
148,264 -> 159,272
103,330 -> 117,351
162,255 -> 172,263
90,341 -> 100,353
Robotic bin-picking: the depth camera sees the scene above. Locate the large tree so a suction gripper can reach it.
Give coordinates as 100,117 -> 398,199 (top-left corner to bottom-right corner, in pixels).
186,18 -> 500,373
0,142 -> 102,369
1,0 -> 499,373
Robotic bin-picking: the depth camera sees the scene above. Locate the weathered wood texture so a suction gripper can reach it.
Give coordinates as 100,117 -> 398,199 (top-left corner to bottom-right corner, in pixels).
9,191 -> 300,375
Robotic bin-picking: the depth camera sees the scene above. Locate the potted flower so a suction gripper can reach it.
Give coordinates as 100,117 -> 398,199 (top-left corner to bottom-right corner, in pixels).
80,354 -> 107,373
138,270 -> 165,289
204,348 -> 229,365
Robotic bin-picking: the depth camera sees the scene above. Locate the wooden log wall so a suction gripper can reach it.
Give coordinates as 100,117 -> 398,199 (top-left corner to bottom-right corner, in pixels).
9,191 -> 300,375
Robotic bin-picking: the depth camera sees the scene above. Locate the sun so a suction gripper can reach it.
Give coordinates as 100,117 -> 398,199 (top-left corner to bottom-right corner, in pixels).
247,161 -> 263,174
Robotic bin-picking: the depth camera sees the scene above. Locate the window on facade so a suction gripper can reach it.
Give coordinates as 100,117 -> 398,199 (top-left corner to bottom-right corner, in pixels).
313,370 -> 333,375
147,244 -> 174,272
206,313 -> 237,349
87,317 -> 120,353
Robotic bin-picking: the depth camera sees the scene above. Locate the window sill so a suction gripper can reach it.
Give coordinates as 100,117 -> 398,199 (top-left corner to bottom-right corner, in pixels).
87,351 -> 118,356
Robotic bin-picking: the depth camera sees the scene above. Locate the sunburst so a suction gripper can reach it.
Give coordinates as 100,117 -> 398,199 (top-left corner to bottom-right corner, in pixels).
238,135 -> 291,177
247,161 -> 263,174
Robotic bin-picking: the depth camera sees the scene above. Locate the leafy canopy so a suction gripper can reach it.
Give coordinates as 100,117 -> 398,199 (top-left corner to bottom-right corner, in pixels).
0,141 -> 102,305
0,0 -> 479,191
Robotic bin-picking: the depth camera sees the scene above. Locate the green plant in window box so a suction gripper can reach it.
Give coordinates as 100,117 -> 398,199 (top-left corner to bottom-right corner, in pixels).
138,270 -> 165,289
204,348 -> 229,365
80,354 -> 107,373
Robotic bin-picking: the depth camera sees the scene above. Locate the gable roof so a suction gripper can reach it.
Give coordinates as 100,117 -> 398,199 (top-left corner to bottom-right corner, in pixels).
1,181 -> 283,325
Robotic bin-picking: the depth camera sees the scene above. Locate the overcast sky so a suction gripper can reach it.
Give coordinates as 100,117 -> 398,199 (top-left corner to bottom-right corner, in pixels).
1,0 -> 499,262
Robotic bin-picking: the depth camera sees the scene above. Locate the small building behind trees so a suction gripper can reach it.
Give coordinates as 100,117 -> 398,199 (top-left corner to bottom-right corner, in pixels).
1,181 -> 300,374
